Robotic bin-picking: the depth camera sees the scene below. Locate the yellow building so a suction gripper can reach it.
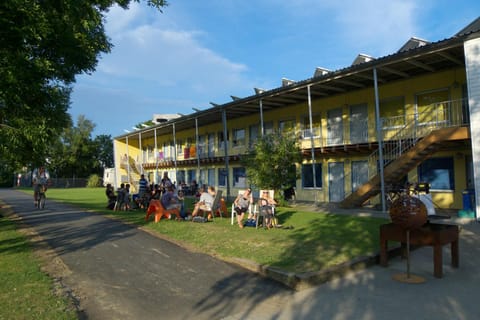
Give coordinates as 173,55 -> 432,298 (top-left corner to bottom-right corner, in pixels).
114,17 -> 480,215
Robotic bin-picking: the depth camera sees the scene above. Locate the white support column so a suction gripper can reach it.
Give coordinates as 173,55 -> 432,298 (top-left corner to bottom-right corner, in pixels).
374,67 -> 386,212
154,128 -> 158,184
173,123 -> 177,183
222,109 -> 230,198
464,37 -> 480,220
307,85 -> 317,195
259,99 -> 264,136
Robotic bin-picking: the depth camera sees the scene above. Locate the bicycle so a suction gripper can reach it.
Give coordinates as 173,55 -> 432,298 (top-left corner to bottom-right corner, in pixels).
36,185 -> 47,209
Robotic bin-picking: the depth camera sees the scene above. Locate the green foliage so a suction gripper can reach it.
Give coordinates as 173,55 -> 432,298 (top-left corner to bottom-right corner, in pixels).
241,131 -> 302,195
94,134 -> 114,168
0,0 -> 167,170
49,115 -> 103,178
87,174 -> 102,187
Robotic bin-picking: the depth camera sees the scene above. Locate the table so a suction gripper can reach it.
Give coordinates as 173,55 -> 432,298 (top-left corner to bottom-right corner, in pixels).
379,222 -> 459,278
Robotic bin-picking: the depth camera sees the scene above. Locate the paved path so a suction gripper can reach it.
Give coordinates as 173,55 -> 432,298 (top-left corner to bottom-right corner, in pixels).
2,189 -> 480,319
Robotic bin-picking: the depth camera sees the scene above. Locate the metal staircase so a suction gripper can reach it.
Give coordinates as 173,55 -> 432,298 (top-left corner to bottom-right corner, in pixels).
340,99 -> 470,208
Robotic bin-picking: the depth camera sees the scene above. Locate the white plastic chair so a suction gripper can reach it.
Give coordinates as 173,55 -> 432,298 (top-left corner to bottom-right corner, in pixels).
256,190 -> 276,229
231,190 -> 255,225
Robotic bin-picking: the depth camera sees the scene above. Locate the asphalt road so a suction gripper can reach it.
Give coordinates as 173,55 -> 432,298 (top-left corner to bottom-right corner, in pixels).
2,188 -> 480,320
0,189 -> 290,320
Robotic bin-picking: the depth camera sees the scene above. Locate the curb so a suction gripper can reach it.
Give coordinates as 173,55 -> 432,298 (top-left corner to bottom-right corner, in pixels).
229,249 -> 400,291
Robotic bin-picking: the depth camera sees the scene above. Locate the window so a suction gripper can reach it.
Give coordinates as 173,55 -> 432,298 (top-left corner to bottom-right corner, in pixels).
218,131 -> 229,149
187,169 -> 196,183
232,128 -> 245,147
302,114 -> 321,139
208,169 -> 215,186
264,121 -> 274,135
218,168 -> 227,186
302,163 -> 322,188
416,90 -> 449,125
279,119 -> 295,134
380,96 -> 405,128
198,135 -> 206,158
249,124 -> 260,148
233,167 -> 246,188
176,170 -> 185,185
418,157 -> 454,190
176,139 -> 183,156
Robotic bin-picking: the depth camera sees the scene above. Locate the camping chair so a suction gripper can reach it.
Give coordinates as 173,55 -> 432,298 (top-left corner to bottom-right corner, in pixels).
230,189 -> 255,225
145,200 -> 181,223
114,189 -> 126,211
256,190 -> 276,229
200,190 -> 223,221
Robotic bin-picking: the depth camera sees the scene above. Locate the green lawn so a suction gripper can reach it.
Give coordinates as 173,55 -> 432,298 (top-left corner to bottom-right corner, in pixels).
0,212 -> 77,320
37,187 -> 387,273
1,187 -> 388,319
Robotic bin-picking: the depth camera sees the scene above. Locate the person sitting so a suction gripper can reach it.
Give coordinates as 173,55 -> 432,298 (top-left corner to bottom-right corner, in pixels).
150,184 -> 161,200
259,191 -> 277,229
191,186 -> 216,219
234,188 -> 253,229
160,186 -> 182,220
105,184 -> 116,210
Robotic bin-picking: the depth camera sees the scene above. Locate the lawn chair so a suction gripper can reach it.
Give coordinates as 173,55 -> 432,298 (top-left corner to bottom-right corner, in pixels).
230,189 -> 255,225
145,200 -> 181,223
256,189 -> 276,229
114,188 -> 126,211
200,190 -> 223,221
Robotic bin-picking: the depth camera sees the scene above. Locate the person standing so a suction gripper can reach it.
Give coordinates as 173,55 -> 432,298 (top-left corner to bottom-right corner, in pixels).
138,173 -> 148,199
160,171 -> 172,194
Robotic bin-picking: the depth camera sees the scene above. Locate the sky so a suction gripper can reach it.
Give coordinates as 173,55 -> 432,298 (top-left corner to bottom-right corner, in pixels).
69,0 -> 480,137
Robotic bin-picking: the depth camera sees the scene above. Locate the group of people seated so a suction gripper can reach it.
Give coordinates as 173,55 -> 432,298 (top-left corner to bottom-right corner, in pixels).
105,174 -> 277,227
233,189 -> 277,229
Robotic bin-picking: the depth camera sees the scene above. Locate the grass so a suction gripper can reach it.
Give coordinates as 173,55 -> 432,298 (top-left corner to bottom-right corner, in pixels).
28,187 -> 387,273
2,187 -> 388,319
0,212 -> 77,320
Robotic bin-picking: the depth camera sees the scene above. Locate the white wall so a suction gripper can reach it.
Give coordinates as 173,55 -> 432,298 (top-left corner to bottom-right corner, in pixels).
464,37 -> 480,219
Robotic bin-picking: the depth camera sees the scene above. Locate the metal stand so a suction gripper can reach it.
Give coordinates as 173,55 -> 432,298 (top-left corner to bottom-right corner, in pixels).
392,229 -> 426,284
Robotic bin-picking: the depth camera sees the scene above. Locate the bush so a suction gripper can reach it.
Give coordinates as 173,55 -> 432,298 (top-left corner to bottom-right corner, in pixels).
87,174 -> 102,188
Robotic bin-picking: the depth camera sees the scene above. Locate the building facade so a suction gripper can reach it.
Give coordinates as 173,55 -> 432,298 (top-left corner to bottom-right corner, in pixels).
113,18 -> 480,215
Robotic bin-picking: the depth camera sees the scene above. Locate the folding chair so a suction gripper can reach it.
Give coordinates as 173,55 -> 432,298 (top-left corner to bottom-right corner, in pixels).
145,200 -> 181,223
114,189 -> 126,211
256,190 -> 276,229
231,189 -> 255,225
200,190 -> 223,221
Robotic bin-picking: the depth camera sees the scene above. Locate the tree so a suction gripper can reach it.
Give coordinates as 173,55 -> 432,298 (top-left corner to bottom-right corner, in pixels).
48,115 -> 99,178
241,131 -> 302,197
0,0 -> 167,170
94,134 -> 114,169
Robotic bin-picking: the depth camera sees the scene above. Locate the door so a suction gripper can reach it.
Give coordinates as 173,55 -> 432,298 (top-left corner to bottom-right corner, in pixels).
208,133 -> 215,157
351,160 -> 368,192
327,108 -> 343,145
350,104 -> 368,144
329,162 -> 345,202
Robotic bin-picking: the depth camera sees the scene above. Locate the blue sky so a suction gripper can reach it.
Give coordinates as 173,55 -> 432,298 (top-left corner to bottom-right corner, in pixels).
70,0 -> 480,137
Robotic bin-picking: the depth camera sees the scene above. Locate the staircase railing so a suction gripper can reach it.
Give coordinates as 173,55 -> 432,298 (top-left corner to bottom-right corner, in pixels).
342,98 -> 468,201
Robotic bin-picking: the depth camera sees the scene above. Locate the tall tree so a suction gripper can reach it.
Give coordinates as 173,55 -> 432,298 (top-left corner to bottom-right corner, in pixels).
94,134 -> 114,169
241,132 -> 302,197
0,0 -> 167,169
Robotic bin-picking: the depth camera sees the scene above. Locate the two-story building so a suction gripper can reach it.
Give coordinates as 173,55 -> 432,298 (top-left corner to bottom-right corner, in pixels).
113,17 -> 480,215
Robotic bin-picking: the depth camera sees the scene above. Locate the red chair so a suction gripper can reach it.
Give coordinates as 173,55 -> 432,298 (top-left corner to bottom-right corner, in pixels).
145,200 -> 181,223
